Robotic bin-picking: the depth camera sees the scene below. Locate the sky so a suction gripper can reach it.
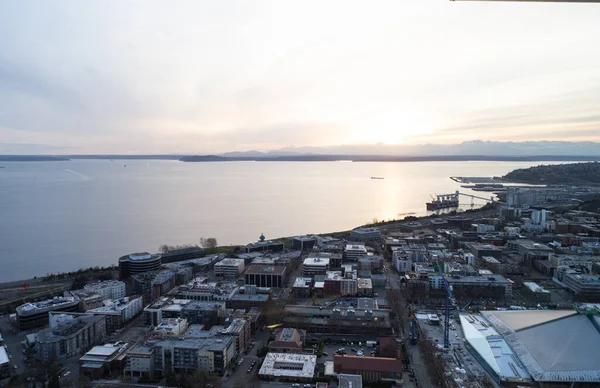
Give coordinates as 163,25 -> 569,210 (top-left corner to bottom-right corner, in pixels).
1,0 -> 600,154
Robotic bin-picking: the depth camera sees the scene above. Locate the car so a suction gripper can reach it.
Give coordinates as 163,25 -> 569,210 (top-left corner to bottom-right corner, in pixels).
292,384 -> 300,387
251,360 -> 256,366
247,368 -> 252,374
13,365 -> 17,369
63,371 -> 71,377
304,385 -> 312,387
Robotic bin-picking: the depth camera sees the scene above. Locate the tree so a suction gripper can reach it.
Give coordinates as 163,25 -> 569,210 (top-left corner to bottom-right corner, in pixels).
200,237 -> 218,249
158,244 -> 170,254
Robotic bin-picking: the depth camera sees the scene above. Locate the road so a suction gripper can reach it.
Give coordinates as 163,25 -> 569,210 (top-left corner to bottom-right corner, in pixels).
221,328 -> 270,388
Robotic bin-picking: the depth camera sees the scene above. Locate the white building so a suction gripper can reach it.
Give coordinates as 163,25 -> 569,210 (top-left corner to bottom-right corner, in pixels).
214,259 -> 245,279
303,257 -> 330,277
84,280 -> 126,301
87,296 -> 144,323
393,251 -> 412,273
124,346 -> 154,379
155,318 -> 189,336
344,244 -> 368,261
258,353 -> 317,380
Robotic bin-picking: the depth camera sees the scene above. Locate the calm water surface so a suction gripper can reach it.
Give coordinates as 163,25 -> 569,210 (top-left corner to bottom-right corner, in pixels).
0,160 -> 557,281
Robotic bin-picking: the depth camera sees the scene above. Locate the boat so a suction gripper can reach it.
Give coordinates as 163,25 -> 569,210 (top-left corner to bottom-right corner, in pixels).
371,176 -> 384,180
427,191 -> 459,210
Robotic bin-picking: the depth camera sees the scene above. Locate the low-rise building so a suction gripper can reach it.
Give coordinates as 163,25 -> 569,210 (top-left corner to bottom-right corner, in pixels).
523,282 -> 551,302
16,296 -> 80,331
350,228 -> 382,241
214,258 -> 245,279
258,353 -> 317,380
268,328 -> 305,353
292,277 -> 313,298
87,296 -> 144,333
357,278 -> 373,297
155,318 -> 189,336
246,236 -> 285,253
292,235 -> 317,251
0,347 -> 9,378
467,243 -> 503,261
563,273 -> 600,301
84,280 -> 126,301
344,244 -> 368,261
69,290 -> 104,311
303,256 -> 330,277
124,345 -> 154,380
79,342 -> 129,379
36,314 -> 107,361
283,305 -> 392,335
334,355 -> 402,383
221,317 -> 251,356
244,265 -> 286,288
338,374 -> 363,388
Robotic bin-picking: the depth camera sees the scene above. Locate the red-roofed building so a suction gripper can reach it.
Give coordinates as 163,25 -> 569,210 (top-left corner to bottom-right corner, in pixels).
268,328 -> 306,353
333,355 -> 402,383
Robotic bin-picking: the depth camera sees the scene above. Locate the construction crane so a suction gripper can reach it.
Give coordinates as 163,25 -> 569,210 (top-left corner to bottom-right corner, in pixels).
457,191 -> 505,204
433,256 -> 454,349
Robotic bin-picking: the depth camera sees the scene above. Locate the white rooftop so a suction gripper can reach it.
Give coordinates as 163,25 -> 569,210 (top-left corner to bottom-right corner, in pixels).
303,257 -> 330,266
258,352 -> 317,379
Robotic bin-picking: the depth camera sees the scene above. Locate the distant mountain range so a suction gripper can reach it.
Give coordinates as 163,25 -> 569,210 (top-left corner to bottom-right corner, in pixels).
218,141 -> 600,157
2,141 -> 600,162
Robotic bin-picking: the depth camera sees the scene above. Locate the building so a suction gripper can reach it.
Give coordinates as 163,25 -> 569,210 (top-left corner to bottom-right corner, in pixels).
506,239 -> 554,265
151,270 -> 176,299
180,301 -> 227,326
160,246 -> 205,263
341,274 -> 358,297
292,235 -> 317,251
124,346 -> 154,380
246,235 -> 285,253
244,265 -> 286,288
16,296 -> 80,331
35,314 -> 107,361
358,256 -> 383,272
283,305 -> 392,335
119,252 -> 162,279
132,271 -> 160,296
292,277 -> 313,298
522,282 -> 551,302
445,274 -> 512,299
466,243 -> 503,261
303,256 -> 330,277
84,281 -> 127,301
214,258 -> 245,279
350,228 -> 382,241
268,328 -> 305,353
79,342 -> 129,380
334,355 -> 402,383
357,278 -> 373,297
87,296 -> 144,333
221,318 -> 251,356
338,374 -> 363,388
172,278 -> 239,303
153,334 -> 235,375
344,244 -> 368,261
229,293 -> 270,310
155,318 -> 189,336
563,273 -> 600,301
463,310 -> 600,384
69,290 -> 104,311
258,353 -> 317,380
0,347 -> 10,378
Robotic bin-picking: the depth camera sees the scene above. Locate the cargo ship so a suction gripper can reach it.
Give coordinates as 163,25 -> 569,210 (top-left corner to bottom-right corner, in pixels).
426,191 -> 459,210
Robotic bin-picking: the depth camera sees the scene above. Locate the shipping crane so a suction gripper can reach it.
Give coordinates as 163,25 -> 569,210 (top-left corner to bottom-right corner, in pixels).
433,256 -> 454,349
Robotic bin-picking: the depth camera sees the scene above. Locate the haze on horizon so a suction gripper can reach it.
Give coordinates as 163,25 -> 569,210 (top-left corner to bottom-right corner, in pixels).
1,1 -> 600,155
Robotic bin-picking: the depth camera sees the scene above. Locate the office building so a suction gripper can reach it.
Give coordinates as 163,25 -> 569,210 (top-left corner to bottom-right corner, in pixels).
16,296 -> 80,331
155,318 -> 189,336
344,244 -> 368,261
35,314 -> 106,361
244,265 -> 286,288
357,278 -> 373,297
466,243 -> 503,261
84,280 -> 126,301
283,305 -> 392,335
68,290 -> 104,311
563,273 -> 600,301
292,235 -> 317,251
119,252 -> 162,279
214,258 -> 245,279
246,235 -> 285,253
303,257 -> 330,277
350,228 -> 382,241
151,270 -> 176,299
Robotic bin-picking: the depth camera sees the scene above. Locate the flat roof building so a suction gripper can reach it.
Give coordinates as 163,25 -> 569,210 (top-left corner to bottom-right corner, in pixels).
344,244 -> 368,261
119,252 -> 162,279
244,265 -> 286,288
258,353 -> 317,380
334,355 -> 402,383
303,257 -> 330,277
292,235 -> 317,251
214,258 -> 245,279
268,328 -> 305,353
350,228 -> 382,241
84,281 -> 126,301
338,374 -> 363,388
16,296 -> 80,331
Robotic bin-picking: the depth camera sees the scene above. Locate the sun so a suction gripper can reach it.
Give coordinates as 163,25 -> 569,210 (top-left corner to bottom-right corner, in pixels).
354,110 -> 435,144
